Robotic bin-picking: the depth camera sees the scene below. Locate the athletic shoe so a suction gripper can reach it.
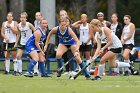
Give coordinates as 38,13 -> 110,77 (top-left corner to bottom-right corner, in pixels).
34,72 -> 39,76
86,76 -> 91,80
13,71 -> 18,76
92,76 -> 102,81
124,71 -> 130,76
41,74 -> 52,78
112,72 -> 119,76
24,72 -> 33,77
18,72 -> 22,76
57,70 -> 63,77
4,71 -> 10,75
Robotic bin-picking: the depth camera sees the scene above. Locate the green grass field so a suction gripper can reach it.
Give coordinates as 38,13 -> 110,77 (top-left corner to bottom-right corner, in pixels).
0,73 -> 140,93
0,61 -> 140,93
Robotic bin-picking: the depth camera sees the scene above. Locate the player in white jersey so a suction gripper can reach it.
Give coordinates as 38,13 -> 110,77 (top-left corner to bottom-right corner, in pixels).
110,13 -> 123,75
72,14 -> 92,72
97,12 -> 111,27
89,19 -> 131,80
16,12 -> 36,75
121,15 -> 135,76
34,12 -> 42,28
96,12 -> 111,57
1,12 -> 18,75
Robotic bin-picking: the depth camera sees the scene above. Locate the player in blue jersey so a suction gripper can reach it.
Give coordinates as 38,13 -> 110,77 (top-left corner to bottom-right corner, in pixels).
24,19 -> 51,78
44,17 -> 91,80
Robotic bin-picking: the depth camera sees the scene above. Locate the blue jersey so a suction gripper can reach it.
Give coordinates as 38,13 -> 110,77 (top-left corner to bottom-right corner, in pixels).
56,26 -> 76,45
25,27 -> 46,53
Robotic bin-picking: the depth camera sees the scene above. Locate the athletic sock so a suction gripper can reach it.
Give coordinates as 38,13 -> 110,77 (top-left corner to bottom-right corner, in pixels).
79,62 -> 90,77
86,60 -> 90,72
17,59 -> 22,73
97,64 -> 105,77
39,62 -> 46,76
27,60 -> 37,72
116,61 -> 130,68
13,59 -> 18,72
124,60 -> 130,72
5,59 -> 10,72
114,60 -> 119,73
57,58 -> 63,69
33,62 -> 39,73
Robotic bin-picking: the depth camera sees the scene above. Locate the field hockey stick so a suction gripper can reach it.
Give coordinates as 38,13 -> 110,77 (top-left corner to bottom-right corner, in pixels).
58,56 -> 76,73
72,55 -> 99,80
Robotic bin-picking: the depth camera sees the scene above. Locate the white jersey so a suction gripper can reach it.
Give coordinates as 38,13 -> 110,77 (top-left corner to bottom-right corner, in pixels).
79,23 -> 91,45
123,23 -> 135,45
110,23 -> 118,34
99,20 -> 107,44
102,20 -> 107,27
18,22 -> 33,45
95,27 -> 122,49
34,20 -> 40,28
3,21 -> 16,43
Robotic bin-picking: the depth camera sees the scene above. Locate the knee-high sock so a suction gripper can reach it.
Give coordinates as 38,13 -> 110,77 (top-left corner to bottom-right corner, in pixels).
39,62 -> 46,76
86,60 -> 90,72
27,60 -> 37,72
33,62 -> 39,73
79,62 -> 90,77
13,59 -> 18,72
114,60 -> 119,73
116,61 -> 130,68
17,59 -> 22,73
124,60 -> 130,71
57,58 -> 63,69
5,59 -> 10,72
97,64 -> 105,77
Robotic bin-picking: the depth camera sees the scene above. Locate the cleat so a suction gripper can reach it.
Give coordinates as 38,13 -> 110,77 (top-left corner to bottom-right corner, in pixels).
34,72 -> 39,76
92,76 -> 102,81
41,74 -> 52,78
57,70 -> 63,77
124,71 -> 130,76
86,76 -> 91,80
24,72 -> 33,77
4,71 -> 10,75
13,71 -> 18,76
18,72 -> 22,76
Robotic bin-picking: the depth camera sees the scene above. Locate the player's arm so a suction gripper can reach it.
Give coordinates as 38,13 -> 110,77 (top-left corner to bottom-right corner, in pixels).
8,21 -> 18,34
44,27 -> 57,51
124,23 -> 135,41
29,23 -> 36,32
1,22 -> 9,43
34,30 -> 43,53
72,20 -> 81,28
68,27 -> 80,51
102,27 -> 113,51
91,34 -> 101,62
14,25 -> 20,47
121,28 -> 125,44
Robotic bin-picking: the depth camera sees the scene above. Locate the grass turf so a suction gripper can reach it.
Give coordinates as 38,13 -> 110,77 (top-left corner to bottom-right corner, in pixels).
0,74 -> 140,93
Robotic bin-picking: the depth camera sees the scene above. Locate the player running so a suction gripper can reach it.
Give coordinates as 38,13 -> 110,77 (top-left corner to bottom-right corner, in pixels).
44,17 -> 91,80
89,19 -> 131,80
